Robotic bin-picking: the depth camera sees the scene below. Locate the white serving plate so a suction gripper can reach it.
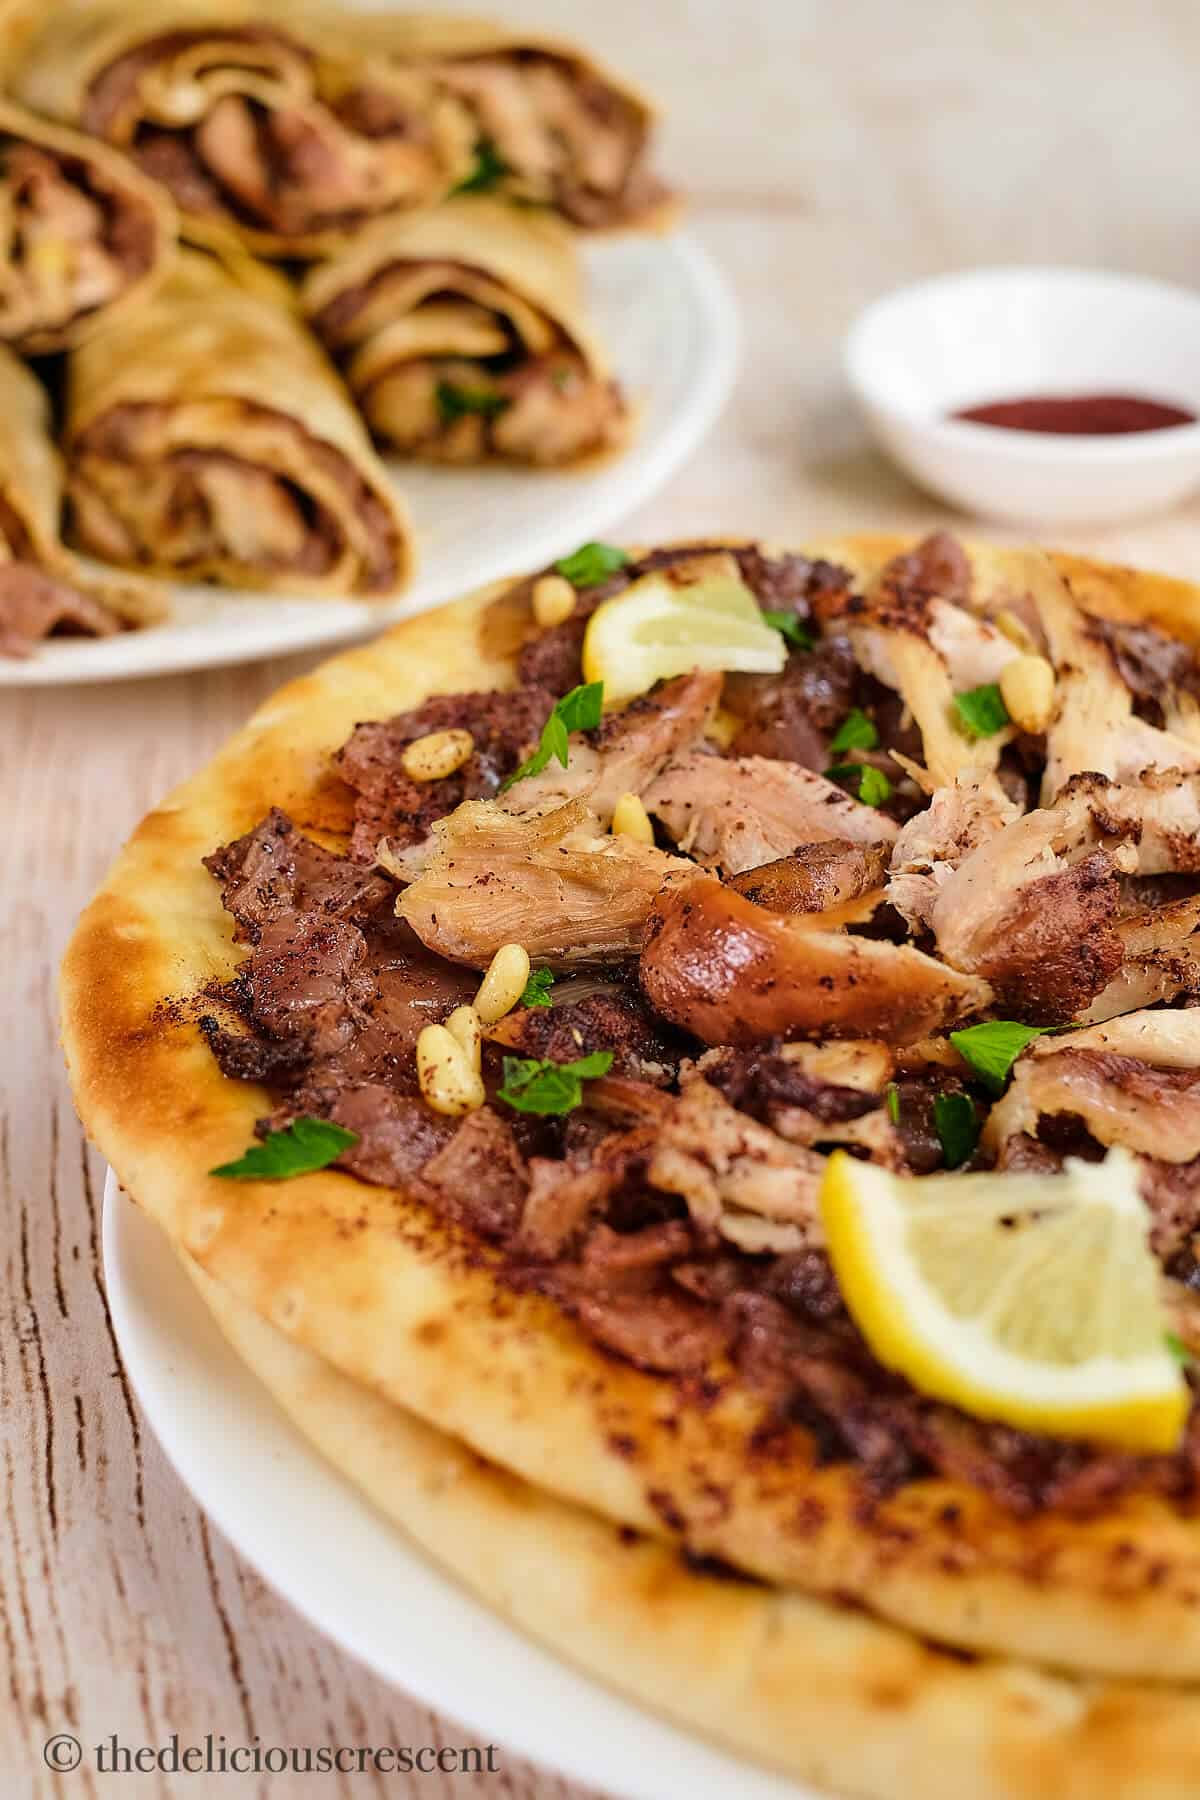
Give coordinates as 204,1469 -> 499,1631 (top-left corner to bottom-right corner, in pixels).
103,1176 -> 809,1800
4,234 -> 736,686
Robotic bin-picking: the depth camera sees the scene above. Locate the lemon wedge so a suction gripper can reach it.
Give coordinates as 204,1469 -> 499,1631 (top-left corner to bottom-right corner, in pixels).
581,552 -> 786,703
820,1148 -> 1187,1452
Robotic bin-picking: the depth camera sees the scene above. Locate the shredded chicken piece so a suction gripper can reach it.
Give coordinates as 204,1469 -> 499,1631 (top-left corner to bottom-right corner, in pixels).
818,536 -> 1018,788
728,840 -> 891,913
985,1010 -> 1200,1169
396,795 -> 690,967
642,751 -> 896,874
518,1124 -> 658,1259
1024,555 -> 1200,801
640,871 -> 992,1046
929,771 -> 1200,1019
691,1040 -> 898,1162
496,670 -> 720,826
646,1078 -> 824,1253
1081,893 -> 1200,1022
887,774 -> 1021,931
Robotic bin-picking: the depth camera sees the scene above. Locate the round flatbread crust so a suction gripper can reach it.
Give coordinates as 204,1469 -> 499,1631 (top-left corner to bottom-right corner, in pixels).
183,1249 -> 1200,1800
59,537 -> 1200,1681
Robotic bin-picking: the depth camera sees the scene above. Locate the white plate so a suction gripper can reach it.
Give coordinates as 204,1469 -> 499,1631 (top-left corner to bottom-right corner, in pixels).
104,1173 -> 810,1800
5,235 -> 736,686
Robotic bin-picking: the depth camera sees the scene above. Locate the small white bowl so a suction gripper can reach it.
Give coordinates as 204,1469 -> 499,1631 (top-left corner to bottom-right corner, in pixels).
844,267 -> 1200,526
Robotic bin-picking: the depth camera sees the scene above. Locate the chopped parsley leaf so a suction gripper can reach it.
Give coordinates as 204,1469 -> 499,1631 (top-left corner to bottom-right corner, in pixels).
933,1092 -> 978,1169
954,682 -> 1009,738
762,609 -> 814,651
827,761 -> 891,808
828,706 -> 879,754
521,967 -> 556,1008
886,1082 -> 901,1125
501,680 -> 604,789
555,542 -> 630,587
436,381 -> 510,424
497,1049 -> 614,1116
210,1116 -> 357,1181
452,137 -> 509,194
950,1020 -> 1055,1094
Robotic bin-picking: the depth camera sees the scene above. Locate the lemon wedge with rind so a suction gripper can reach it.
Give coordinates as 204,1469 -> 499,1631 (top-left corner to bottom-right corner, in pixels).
820,1148 -> 1188,1453
581,552 -> 786,704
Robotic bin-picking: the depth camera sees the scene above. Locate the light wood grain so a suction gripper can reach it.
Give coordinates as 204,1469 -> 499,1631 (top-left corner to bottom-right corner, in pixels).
8,0 -> 1200,1794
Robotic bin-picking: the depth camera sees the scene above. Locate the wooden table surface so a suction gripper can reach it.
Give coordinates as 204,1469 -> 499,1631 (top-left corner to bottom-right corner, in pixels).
8,1 -> 1200,1794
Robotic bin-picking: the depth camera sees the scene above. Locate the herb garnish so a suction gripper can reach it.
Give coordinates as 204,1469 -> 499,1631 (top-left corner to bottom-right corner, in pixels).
950,1020 -> 1054,1094
555,542 -> 630,587
210,1116 -> 357,1181
886,1082 -> 901,1124
521,967 -> 556,1008
762,609 -> 814,652
827,762 -> 891,808
452,137 -> 509,194
436,381 -> 510,424
1166,1332 -> 1195,1369
954,683 -> 1009,738
933,1093 -> 978,1169
497,1049 -> 614,1116
501,680 -> 604,789
828,707 -> 879,755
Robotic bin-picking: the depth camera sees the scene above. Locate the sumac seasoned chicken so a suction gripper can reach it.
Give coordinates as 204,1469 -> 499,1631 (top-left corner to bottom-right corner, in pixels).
0,98 -> 172,353
304,196 -> 625,466
64,249 -> 412,596
10,0 -> 473,255
0,341 -> 161,657
187,533 -> 1200,1522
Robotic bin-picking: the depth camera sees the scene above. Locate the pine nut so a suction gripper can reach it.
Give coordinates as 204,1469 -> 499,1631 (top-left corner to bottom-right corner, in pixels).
994,608 -> 1038,654
416,1023 -> 485,1115
401,728 -> 474,781
612,791 -> 654,844
999,654 -> 1056,733
474,942 -> 531,1023
531,574 -> 577,629
704,707 -> 742,750
444,1002 -> 482,1071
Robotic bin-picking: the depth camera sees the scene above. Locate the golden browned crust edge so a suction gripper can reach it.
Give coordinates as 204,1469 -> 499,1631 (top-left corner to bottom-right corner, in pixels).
188,1251 -> 1200,1800
59,537 -> 1200,1681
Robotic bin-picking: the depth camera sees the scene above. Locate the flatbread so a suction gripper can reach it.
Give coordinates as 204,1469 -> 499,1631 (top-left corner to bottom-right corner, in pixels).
303,193 -> 611,384
183,1247 -> 1200,1800
59,537 -> 1200,1682
4,0 -> 471,257
0,338 -> 163,635
0,95 -> 175,353
64,247 -> 414,597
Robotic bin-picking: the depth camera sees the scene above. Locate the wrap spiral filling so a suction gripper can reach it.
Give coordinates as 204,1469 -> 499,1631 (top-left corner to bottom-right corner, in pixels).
312,256 -> 624,465
0,135 -> 159,347
426,49 -> 663,226
81,27 -> 471,242
68,400 -> 403,594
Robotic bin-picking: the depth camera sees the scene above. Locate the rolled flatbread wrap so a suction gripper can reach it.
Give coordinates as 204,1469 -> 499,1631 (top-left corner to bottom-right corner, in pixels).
0,97 -> 174,354
303,196 -> 626,465
64,249 -> 413,597
0,342 -> 163,657
342,12 -> 672,229
7,0 -> 474,256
